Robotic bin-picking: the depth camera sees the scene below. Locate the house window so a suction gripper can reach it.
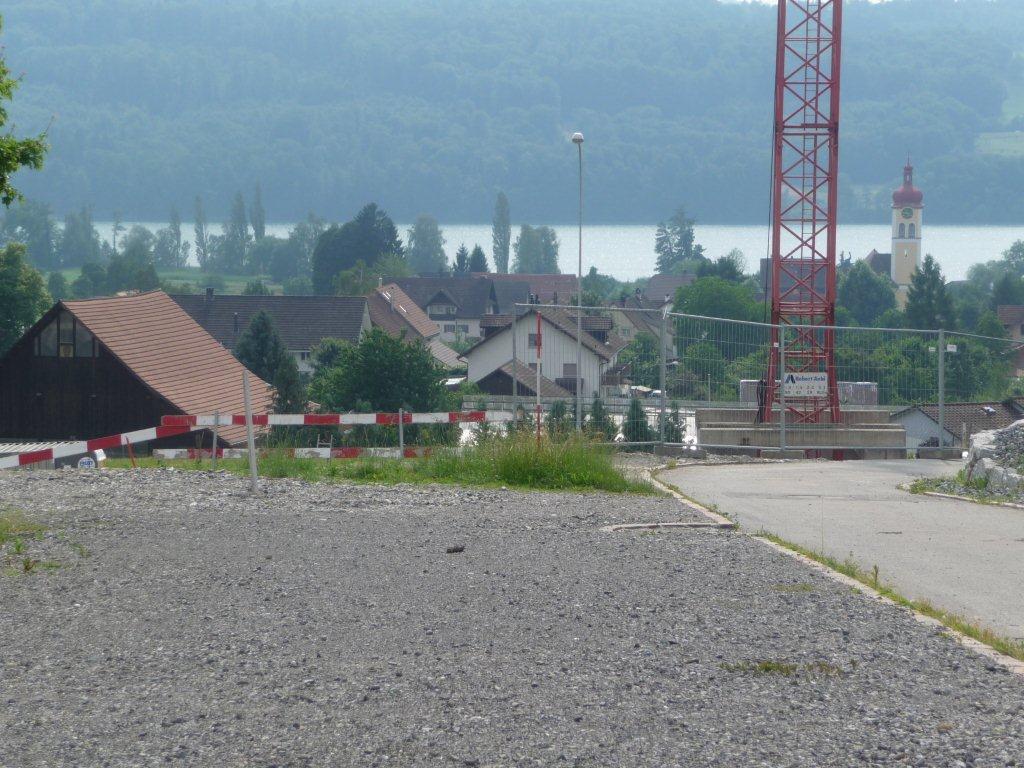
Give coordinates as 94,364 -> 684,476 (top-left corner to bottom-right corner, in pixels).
908,223 -> 916,238
457,324 -> 469,334
299,351 -> 311,361
563,363 -> 577,377
898,223 -> 906,238
444,324 -> 456,333
75,322 -> 95,358
528,333 -> 540,348
38,317 -> 59,356
35,312 -> 96,358
528,363 -> 537,371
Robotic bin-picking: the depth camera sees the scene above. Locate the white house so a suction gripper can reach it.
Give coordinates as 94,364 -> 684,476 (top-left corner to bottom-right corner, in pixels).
464,308 -> 625,399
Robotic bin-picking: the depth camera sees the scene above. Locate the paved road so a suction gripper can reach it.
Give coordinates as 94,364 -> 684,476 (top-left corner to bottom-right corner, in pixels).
661,460 -> 1024,640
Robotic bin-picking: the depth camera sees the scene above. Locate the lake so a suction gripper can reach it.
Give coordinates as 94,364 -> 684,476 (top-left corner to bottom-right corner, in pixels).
100,221 -> 1024,282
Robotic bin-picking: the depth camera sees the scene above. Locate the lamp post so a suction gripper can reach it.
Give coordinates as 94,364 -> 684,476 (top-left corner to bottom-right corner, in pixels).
572,131 -> 584,432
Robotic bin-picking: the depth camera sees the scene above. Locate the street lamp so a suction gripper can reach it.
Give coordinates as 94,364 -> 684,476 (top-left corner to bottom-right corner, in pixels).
572,131 -> 584,432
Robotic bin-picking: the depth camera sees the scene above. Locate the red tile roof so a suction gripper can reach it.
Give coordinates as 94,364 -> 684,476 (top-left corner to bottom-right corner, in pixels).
63,291 -> 274,444
368,284 -> 440,339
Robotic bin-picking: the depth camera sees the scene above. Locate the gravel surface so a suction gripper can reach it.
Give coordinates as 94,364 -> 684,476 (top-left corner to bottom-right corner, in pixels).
2,469 -> 1023,767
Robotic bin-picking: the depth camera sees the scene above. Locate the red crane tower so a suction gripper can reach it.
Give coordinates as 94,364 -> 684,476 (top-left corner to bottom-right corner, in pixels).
765,0 -> 843,428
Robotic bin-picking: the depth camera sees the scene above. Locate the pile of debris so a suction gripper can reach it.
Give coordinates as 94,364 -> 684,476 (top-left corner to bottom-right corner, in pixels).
966,419 -> 1024,494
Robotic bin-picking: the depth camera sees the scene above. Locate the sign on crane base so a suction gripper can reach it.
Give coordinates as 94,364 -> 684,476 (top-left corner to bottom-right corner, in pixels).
783,372 -> 829,398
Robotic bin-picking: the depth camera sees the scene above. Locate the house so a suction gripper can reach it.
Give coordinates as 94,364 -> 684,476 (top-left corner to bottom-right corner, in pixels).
0,291 -> 273,446
997,305 -> 1024,373
487,273 -> 580,305
891,400 -> 1023,450
643,273 -> 695,306
393,276 -> 500,343
463,307 -> 627,398
366,283 -> 464,370
172,290 -> 370,374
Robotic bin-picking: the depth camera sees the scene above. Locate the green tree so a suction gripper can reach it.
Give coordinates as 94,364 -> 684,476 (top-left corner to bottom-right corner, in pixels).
661,401 -> 684,443
234,310 -> 289,383
991,272 -> 1024,308
407,215 -> 447,274
46,271 -> 67,301
674,276 -> 760,322
1,199 -> 58,269
243,279 -> 271,296
283,276 -> 313,295
311,203 -> 402,293
586,396 -> 616,440
154,206 -> 189,269
0,17 -> 47,207
468,244 -> 488,273
250,183 -> 266,241
906,255 -> 956,330
545,399 -> 571,436
622,397 -> 652,443
655,207 -> 705,274
72,261 -> 107,299
619,332 -> 661,389
272,352 -> 305,413
696,250 -> 745,282
308,327 -> 445,412
58,207 -> 102,268
0,243 -> 50,354
492,191 -> 511,274
453,243 -> 470,274
246,235 -> 286,276
974,310 -> 1006,341
838,261 -> 897,326
106,225 -> 159,292
513,224 -> 559,273
194,196 -> 211,270
221,191 -> 250,272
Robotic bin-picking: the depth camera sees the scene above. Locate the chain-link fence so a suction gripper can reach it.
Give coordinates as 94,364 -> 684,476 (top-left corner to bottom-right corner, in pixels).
492,302 -> 1024,455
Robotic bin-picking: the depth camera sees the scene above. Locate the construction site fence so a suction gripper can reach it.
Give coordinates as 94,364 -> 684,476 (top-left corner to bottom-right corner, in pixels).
508,303 -> 1024,455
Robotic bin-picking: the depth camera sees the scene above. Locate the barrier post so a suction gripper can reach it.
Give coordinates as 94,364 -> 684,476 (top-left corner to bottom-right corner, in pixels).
659,308 -> 667,445
535,311 -> 542,446
242,371 -> 258,493
938,328 -> 946,448
398,408 -> 405,455
211,410 -> 219,471
779,328 -> 787,455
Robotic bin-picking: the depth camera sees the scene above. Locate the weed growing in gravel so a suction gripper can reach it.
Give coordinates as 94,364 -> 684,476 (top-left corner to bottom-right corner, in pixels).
771,582 -> 815,593
0,509 -> 46,545
757,532 -> 1024,664
111,434 -> 658,494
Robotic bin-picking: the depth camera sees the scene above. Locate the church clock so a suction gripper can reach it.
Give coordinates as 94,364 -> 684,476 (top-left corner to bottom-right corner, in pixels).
901,207 -> 913,219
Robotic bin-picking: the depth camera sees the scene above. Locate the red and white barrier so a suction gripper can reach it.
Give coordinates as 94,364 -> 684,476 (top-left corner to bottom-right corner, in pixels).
161,410 -> 512,427
0,425 -> 197,469
152,446 -> 434,460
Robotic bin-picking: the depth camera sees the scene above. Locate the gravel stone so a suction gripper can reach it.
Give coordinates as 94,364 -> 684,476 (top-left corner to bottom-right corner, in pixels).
1,469 -> 1023,767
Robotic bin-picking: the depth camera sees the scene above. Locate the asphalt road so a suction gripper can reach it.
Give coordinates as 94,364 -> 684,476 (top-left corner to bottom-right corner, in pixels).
661,459 -> 1024,640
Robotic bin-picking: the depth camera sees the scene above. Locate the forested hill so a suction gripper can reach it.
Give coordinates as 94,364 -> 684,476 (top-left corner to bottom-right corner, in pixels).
5,0 -> 1024,224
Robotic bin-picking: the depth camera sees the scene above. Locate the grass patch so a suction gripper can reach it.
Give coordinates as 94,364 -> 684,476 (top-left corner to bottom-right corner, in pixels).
0,509 -> 46,545
771,582 -> 816,593
720,660 -> 844,677
757,532 -> 1024,663
108,435 -> 658,494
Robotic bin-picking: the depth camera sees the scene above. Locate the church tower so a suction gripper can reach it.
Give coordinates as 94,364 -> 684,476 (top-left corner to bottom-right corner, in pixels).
891,159 -> 923,305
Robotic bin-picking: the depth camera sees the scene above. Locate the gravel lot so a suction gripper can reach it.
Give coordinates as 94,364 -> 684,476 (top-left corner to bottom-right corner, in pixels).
2,469 -> 1023,767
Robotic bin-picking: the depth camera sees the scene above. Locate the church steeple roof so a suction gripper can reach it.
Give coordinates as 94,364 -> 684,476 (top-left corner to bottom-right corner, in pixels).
893,158 -> 924,207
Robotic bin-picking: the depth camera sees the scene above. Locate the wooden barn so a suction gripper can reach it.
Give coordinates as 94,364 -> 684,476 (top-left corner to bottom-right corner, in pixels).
0,290 -> 273,446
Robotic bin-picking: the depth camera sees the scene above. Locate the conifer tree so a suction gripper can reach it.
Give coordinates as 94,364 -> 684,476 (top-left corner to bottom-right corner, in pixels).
235,310 -> 289,383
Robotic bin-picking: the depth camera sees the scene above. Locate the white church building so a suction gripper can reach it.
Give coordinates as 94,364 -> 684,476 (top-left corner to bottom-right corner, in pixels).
863,160 -> 924,307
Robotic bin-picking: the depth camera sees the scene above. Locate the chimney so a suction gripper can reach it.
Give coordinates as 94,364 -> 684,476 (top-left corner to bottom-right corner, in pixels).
233,312 -> 239,335
378,276 -> 383,288
205,286 -> 214,307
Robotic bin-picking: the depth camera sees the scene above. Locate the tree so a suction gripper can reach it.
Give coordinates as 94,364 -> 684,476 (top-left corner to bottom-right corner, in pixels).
46,271 -> 67,301
655,207 -> 705,274
838,261 -> 897,326
0,243 -> 50,354
469,244 -> 488,273
283,276 -> 313,295
110,212 -> 124,253
407,215 -> 447,274
906,255 -> 956,330
0,17 -> 47,207
234,311 -> 289,383
674,276 -> 760,322
492,192 -> 511,274
696,251 -> 745,283
72,261 -> 107,299
106,225 -> 159,292
992,272 -> 1024,308
243,279 -> 271,296
661,401 -> 683,443
272,353 -> 305,413
587,396 -> 616,440
619,332 -> 661,389
194,196 -> 211,270
154,206 -> 189,269
221,191 -> 250,272
622,397 -> 652,443
513,224 -> 559,273
1,199 -> 58,269
545,399 -> 571,436
246,235 -> 287,276
250,183 -> 266,241
308,327 -> 445,412
453,243 -> 470,274
311,203 -> 402,294
58,207 -> 102,268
